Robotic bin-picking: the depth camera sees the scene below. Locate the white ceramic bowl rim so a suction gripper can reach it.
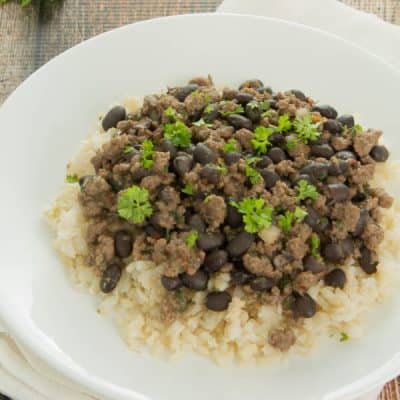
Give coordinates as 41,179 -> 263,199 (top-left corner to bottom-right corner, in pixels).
1,13 -> 400,400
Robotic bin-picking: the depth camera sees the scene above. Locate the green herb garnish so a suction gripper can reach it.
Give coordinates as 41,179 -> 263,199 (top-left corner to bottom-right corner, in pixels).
310,234 -> 321,259
293,114 -> 320,143
164,121 -> 192,148
222,138 -> 238,153
245,161 -> 262,185
294,207 -> 308,222
181,184 -> 194,195
117,185 -> 153,224
220,105 -> 245,117
340,332 -> 349,342
164,106 -> 177,121
186,230 -> 199,248
277,114 -> 293,133
204,94 -> 211,104
193,118 -> 213,128
260,101 -> 271,112
251,126 -> 274,155
203,104 -> 215,114
66,174 -> 79,184
286,138 -> 298,150
141,139 -> 154,169
277,207 -> 308,233
296,180 -> 320,201
123,145 -> 134,154
231,198 -> 273,233
261,110 -> 273,119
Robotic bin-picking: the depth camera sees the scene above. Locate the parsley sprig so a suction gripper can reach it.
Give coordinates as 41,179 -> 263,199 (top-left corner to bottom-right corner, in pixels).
293,114 -> 320,143
141,139 -> 154,169
251,126 -> 274,155
186,231 -> 199,248
222,138 -> 238,153
277,207 -> 308,234
164,121 -> 192,148
277,114 -> 292,133
181,183 -> 194,195
231,198 -> 273,233
310,234 -> 321,259
66,174 -> 79,184
245,157 -> 262,185
220,104 -> 245,117
117,185 -> 153,224
296,180 -> 320,202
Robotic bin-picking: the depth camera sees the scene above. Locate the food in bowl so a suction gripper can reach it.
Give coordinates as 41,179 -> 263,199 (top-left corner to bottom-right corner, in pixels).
46,76 -> 400,363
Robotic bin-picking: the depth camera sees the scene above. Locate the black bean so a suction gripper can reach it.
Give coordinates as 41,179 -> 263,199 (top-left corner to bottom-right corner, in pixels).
352,192 -> 367,202
161,275 -> 183,291
290,89 -> 307,101
145,225 -> 164,239
131,167 -> 148,182
336,150 -> 356,160
312,104 -> 338,119
370,145 -> 389,162
322,243 -> 344,263
300,162 -> 328,180
328,160 -> 348,176
203,103 -> 219,122
337,114 -> 355,128
353,209 -> 368,236
323,119 -> 343,135
304,206 -> 320,229
185,145 -> 196,155
226,204 -> 243,228
239,79 -> 264,90
231,270 -> 253,285
206,291 -> 232,311
100,263 -> 122,293
256,155 -> 273,168
261,169 -> 280,189
257,86 -> 273,94
175,84 -> 198,102
245,101 -> 262,122
267,147 -> 287,163
197,232 -> 225,251
193,143 -> 216,165
224,151 -> 242,166
250,277 -> 275,292
292,294 -> 317,318
235,92 -> 254,104
181,270 -> 209,291
161,140 -> 177,158
78,175 -> 92,188
204,250 -> 228,273
200,165 -> 220,184
359,247 -> 378,274
313,136 -> 329,145
269,132 -> 285,146
311,144 -> 334,159
102,106 -> 126,130
324,268 -> 346,289
269,99 -> 278,110
272,254 -> 290,269
188,214 -> 206,233
114,231 -> 132,258
327,183 -> 350,202
340,237 -> 354,257
173,155 -> 193,176
303,255 -> 325,273
226,114 -> 253,130
227,231 -> 255,258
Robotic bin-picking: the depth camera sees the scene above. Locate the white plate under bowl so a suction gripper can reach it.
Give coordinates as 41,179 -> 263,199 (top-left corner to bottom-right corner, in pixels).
1,13 -> 400,400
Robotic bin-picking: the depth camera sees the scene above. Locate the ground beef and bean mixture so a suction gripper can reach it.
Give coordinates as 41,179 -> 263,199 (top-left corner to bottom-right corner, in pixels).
76,76 -> 393,351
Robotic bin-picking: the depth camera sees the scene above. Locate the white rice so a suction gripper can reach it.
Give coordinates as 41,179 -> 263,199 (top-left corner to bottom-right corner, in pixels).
45,122 -> 400,365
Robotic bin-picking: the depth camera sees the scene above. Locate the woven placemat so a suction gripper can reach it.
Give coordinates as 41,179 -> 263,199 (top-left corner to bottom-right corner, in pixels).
0,1 -> 400,399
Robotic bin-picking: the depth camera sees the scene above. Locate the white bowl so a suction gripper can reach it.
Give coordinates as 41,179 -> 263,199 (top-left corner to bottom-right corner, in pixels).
1,13 -> 400,400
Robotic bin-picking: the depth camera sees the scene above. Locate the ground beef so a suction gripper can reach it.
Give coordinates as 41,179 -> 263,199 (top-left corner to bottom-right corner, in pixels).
268,328 -> 296,351
270,181 -> 296,209
372,188 -> 394,209
353,130 -> 382,158
234,128 -> 253,151
293,271 -> 318,294
198,195 -> 227,231
331,135 -> 352,151
243,252 -> 275,277
331,202 -> 361,233
275,160 -> 296,177
287,237 -> 308,259
350,163 -> 375,184
362,220 -> 384,250
88,234 -> 115,268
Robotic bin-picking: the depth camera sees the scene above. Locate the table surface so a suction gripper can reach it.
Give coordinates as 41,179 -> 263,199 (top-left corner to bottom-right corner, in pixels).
0,0 -> 400,399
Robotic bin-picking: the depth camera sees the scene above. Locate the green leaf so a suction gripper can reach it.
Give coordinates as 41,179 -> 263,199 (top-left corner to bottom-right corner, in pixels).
286,138 -> 298,150
231,198 -> 273,233
310,234 -> 321,259
339,332 -> 349,342
193,118 -> 213,128
222,138 -> 238,153
245,162 -> 262,185
278,211 -> 295,234
260,101 -> 271,112
261,110 -> 273,119
117,185 -> 153,224
123,145 -> 134,154
220,104 -> 245,117
251,126 -> 274,155
293,114 -> 320,143
295,180 -> 320,201
66,174 -> 79,184
203,104 -> 215,115
141,139 -> 154,169
164,121 -> 192,148
294,206 -> 308,222
164,106 -> 177,121
277,114 -> 293,133
186,231 -> 199,248
181,183 -> 194,195
204,94 -> 211,104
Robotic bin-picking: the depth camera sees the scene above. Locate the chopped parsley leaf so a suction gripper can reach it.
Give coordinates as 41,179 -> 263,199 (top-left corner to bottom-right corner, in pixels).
296,179 -> 320,201
141,139 -> 154,169
204,104 -> 215,114
204,94 -> 211,104
186,231 -> 199,248
164,121 -> 192,148
245,162 -> 262,185
123,145 -> 134,154
181,183 -> 194,195
260,101 -> 271,112
261,110 -> 273,119
251,126 -> 274,155
231,198 -> 273,233
117,185 -> 153,224
277,114 -> 293,133
286,138 -> 298,150
340,332 -> 349,342
310,234 -> 321,259
222,138 -> 238,153
220,105 -> 245,117
277,207 -> 308,234
66,174 -> 79,184
193,118 -> 213,128
293,114 -> 320,143
164,106 -> 177,121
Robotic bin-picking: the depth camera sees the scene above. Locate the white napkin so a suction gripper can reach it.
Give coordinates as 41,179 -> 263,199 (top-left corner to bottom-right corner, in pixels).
1,1 -> 399,399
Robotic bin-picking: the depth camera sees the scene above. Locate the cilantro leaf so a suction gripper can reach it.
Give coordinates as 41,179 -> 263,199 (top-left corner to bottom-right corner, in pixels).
193,118 -> 213,128
222,138 -> 238,153
277,114 -> 293,133
294,206 -> 308,222
164,106 -> 177,121
261,110 -> 273,119
220,105 -> 245,117
245,160 -> 262,185
277,207 -> 307,234
186,231 -> 199,248
286,138 -> 298,150
231,198 -> 273,233
117,185 -> 153,224
164,121 -> 192,148
310,234 -> 321,259
66,174 -> 78,184
251,126 -> 274,155
203,104 -> 215,115
296,180 -> 320,201
293,114 -> 320,143
123,145 -> 134,154
204,94 -> 211,104
141,139 -> 154,169
181,183 -> 194,195
340,332 -> 349,342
